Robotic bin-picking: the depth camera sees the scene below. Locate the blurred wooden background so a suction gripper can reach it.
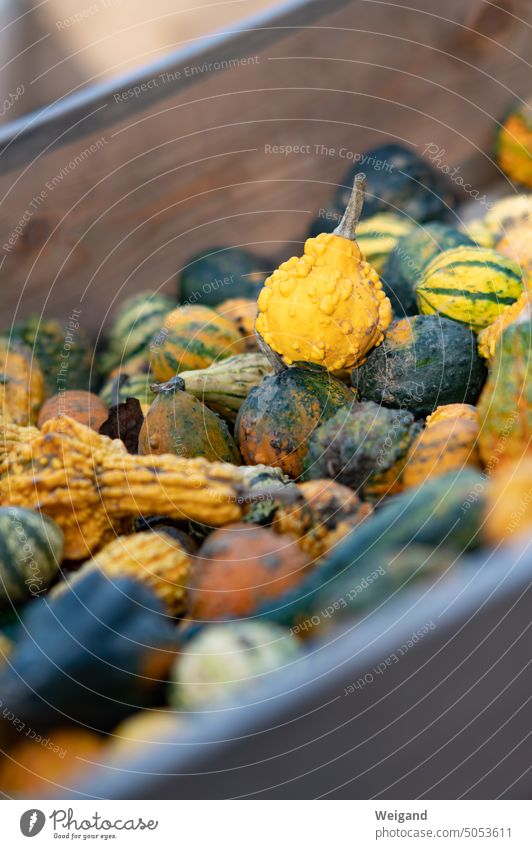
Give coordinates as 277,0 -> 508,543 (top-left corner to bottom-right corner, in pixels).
0,0 -> 530,331
0,0 -> 278,121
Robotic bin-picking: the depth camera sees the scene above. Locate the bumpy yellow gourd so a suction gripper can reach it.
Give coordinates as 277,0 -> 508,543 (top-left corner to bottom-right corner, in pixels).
0,418 -> 39,475
255,175 -> 392,371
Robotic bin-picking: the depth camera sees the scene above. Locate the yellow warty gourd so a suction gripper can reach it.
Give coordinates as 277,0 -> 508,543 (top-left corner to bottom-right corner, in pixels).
255,174 -> 392,371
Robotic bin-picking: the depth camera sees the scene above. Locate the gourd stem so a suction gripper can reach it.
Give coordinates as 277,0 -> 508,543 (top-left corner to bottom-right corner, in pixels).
255,330 -> 287,372
111,373 -> 128,407
333,172 -> 366,240
152,375 -> 186,394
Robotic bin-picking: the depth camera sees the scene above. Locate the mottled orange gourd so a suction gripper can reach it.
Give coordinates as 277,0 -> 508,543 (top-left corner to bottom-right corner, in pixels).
403,411 -> 481,489
38,390 -> 108,431
255,174 -> 392,371
138,376 -> 241,464
189,522 -> 309,620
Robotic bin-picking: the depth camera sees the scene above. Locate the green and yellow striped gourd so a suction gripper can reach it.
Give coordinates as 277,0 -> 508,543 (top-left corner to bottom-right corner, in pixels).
150,305 -> 246,382
462,195 -> 532,251
356,213 -> 415,273
460,219 -> 496,249
416,246 -> 523,330
102,292 -> 176,373
11,316 -> 93,397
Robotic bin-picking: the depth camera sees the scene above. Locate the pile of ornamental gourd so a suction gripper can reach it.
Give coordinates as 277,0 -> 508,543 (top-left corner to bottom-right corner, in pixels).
0,130 -> 531,796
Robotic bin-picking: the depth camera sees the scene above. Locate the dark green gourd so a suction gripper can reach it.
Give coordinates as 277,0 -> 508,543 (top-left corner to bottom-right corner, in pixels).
352,315 -> 487,417
302,401 -> 419,494
309,144 -> 457,237
177,247 -> 268,306
0,570 -> 177,732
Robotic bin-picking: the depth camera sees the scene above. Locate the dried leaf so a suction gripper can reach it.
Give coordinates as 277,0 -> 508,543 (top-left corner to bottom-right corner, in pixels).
99,397 -> 144,454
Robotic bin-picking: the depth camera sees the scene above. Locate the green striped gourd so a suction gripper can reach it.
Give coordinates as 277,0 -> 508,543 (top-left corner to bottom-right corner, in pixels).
181,353 -> 273,421
356,213 -> 416,273
149,305 -> 246,382
102,292 -> 176,373
0,508 -> 64,609
417,246 -> 523,330
382,222 -> 475,315
99,367 -> 155,412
